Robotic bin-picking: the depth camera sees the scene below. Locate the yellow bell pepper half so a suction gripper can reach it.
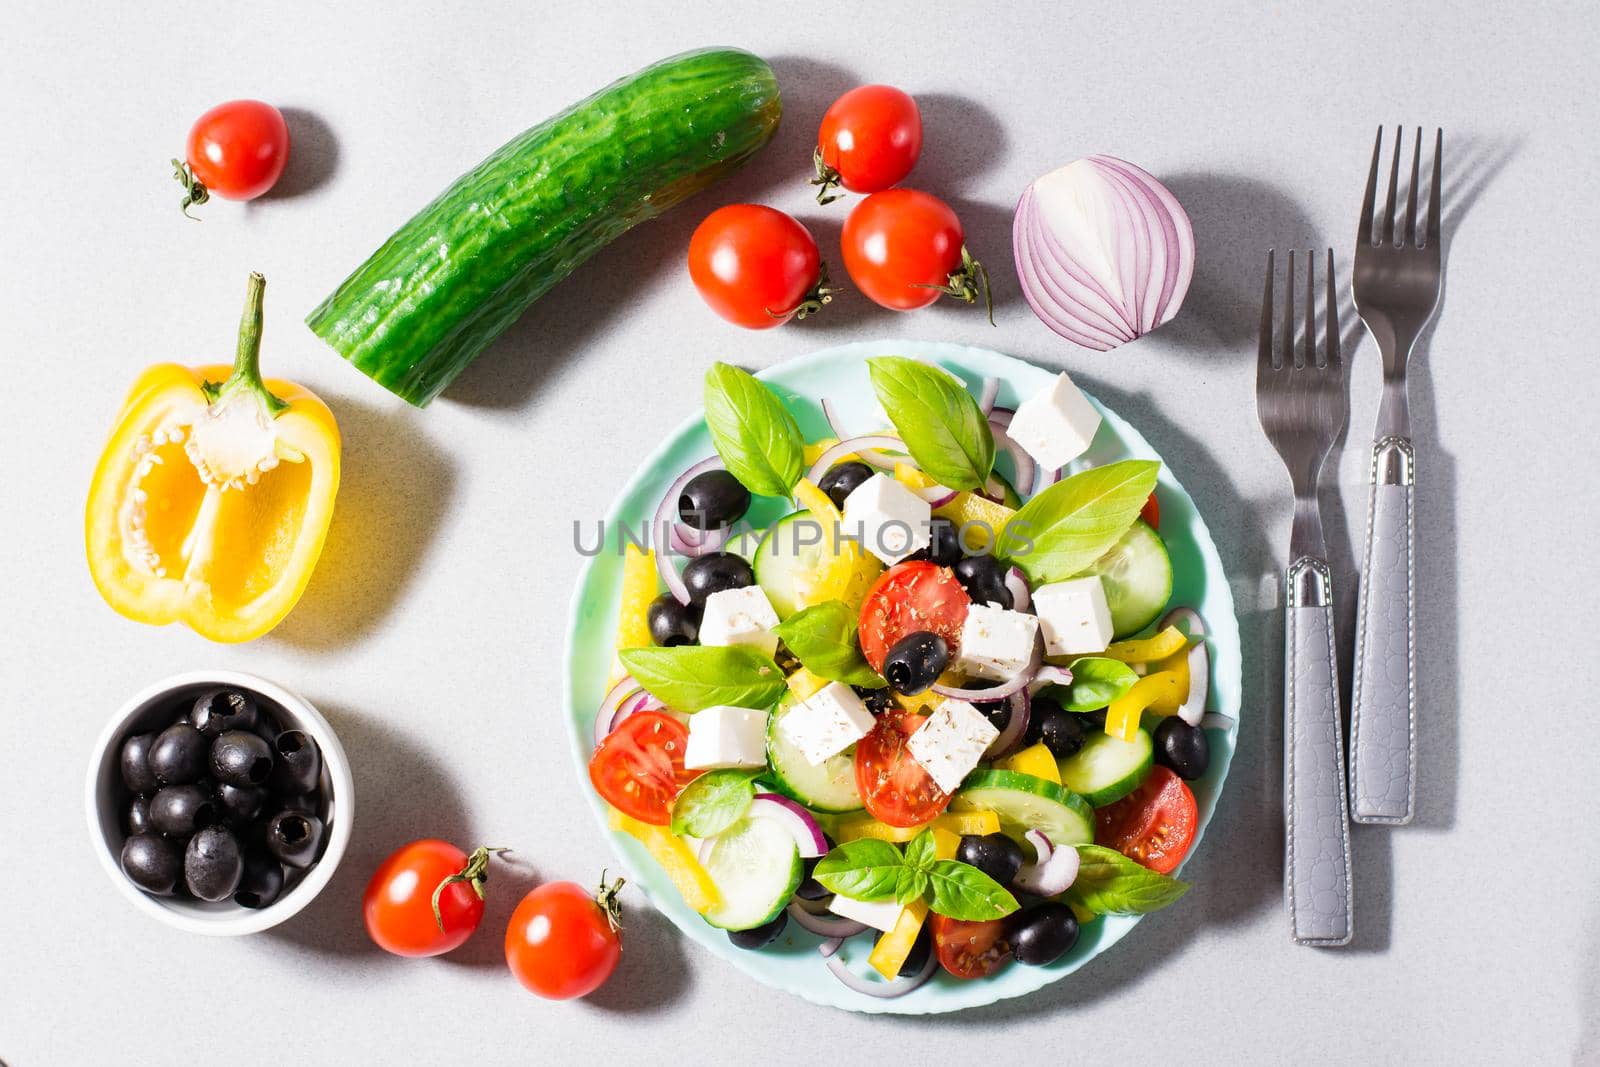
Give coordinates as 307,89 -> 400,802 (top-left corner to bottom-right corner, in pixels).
84,274 -> 340,643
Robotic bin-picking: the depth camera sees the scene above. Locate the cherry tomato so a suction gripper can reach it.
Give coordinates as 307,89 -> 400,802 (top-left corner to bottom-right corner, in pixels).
505,876 -> 624,999
858,560 -> 970,673
588,711 -> 699,825
855,704 -> 951,827
930,914 -> 1011,979
687,205 -> 830,329
1140,492 -> 1160,528
813,85 -> 922,203
1095,766 -> 1198,875
841,188 -> 990,316
362,839 -> 503,957
174,100 -> 289,215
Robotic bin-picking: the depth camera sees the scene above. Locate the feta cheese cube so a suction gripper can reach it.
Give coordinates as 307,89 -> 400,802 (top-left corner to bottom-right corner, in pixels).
1032,575 -> 1115,656
697,585 -> 780,658
906,698 -> 998,793
1007,372 -> 1103,471
842,473 -> 931,565
954,603 -> 1041,682
684,705 -> 770,770
828,894 -> 905,933
779,682 -> 876,766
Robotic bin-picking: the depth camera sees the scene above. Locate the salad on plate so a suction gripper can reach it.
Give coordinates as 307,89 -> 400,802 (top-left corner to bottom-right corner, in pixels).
586,354 -> 1219,998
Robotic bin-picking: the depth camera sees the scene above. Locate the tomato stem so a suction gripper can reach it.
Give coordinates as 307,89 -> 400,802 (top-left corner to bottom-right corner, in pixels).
912,246 -> 995,326
171,158 -> 210,221
430,846 -> 511,933
202,272 -> 290,416
595,870 -> 626,935
768,260 -> 840,323
809,147 -> 846,205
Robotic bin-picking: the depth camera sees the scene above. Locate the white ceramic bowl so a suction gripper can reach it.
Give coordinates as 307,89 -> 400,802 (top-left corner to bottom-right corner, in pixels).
85,670 -> 355,936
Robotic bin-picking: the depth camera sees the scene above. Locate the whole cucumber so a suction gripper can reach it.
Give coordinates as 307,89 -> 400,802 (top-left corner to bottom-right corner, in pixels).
305,47 -> 781,406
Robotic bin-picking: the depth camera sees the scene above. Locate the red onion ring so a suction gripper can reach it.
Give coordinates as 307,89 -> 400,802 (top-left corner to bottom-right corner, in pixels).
1015,830 -> 1079,896
986,408 -> 1036,501
669,522 -> 731,558
818,936 -> 846,959
914,484 -> 958,507
1031,462 -> 1062,497
788,902 -> 868,939
751,793 -> 828,858
932,633 -> 1042,702
654,457 -> 725,603
593,676 -> 644,746
803,434 -> 905,490
1003,566 -> 1032,613
984,689 -> 1031,759
1027,665 -> 1074,695
1160,607 -> 1211,727
978,376 -> 1000,417
820,400 -> 900,470
824,945 -> 939,999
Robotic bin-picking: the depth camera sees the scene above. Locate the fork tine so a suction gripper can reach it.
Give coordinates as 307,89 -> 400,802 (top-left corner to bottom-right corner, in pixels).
1381,126 -> 1402,245
1359,128 -> 1381,244
1426,128 -> 1443,246
1258,250 -> 1276,375
1283,249 -> 1296,366
1304,250 -> 1316,367
1325,248 -> 1341,369
1405,127 -> 1422,246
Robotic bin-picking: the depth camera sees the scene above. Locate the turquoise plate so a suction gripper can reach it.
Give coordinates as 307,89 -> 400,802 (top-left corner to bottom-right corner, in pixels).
562,340 -> 1241,1014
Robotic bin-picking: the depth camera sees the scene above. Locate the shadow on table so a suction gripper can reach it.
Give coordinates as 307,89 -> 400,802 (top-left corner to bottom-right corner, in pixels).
581,905 -> 693,1016
271,398 -> 457,654
264,107 -> 341,200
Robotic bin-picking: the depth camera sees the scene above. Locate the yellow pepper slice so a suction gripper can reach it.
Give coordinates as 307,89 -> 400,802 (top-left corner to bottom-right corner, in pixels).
1067,898 -> 1097,925
938,492 -> 1017,551
791,477 -> 882,612
1149,643 -> 1192,714
1105,671 -> 1186,740
1101,626 -> 1189,665
608,807 -> 722,914
893,462 -> 936,490
616,544 -> 657,652
867,827 -> 960,979
832,810 -> 1000,844
998,742 -> 1062,784
84,273 -> 340,643
785,666 -> 830,703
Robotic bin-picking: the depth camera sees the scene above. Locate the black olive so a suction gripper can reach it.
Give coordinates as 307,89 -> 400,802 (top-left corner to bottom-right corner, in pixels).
727,910 -> 788,950
678,469 -> 752,531
1028,703 -> 1088,759
883,631 -> 949,696
957,833 -> 1024,888
190,687 -> 260,737
149,722 -> 209,786
121,833 -> 182,896
898,926 -> 934,977
858,687 -> 895,716
909,517 -> 962,567
793,840 -> 836,900
1009,903 -> 1080,966
126,795 -> 153,836
818,461 -> 875,510
647,594 -> 700,646
119,732 -> 160,794
185,826 -> 245,902
266,811 -> 325,869
953,554 -> 1013,609
681,552 -> 756,606
269,730 -> 322,796
234,850 -> 286,910
1154,717 -> 1210,780
149,784 -> 217,837
210,730 -> 274,788
1080,707 -> 1108,731
216,782 -> 268,823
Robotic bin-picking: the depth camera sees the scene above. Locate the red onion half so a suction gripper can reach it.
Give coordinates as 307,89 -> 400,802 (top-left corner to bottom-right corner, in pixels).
1014,156 -> 1195,350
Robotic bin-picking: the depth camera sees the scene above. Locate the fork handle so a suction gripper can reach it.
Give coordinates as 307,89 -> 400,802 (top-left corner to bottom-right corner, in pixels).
1350,435 -> 1417,824
1284,557 -> 1354,946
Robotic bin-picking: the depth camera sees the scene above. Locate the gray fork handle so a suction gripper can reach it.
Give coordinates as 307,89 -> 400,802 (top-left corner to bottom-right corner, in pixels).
1350,437 -> 1417,824
1284,558 -> 1354,946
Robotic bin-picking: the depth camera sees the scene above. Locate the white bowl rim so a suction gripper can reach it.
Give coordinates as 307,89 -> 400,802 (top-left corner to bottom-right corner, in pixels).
84,669 -> 355,936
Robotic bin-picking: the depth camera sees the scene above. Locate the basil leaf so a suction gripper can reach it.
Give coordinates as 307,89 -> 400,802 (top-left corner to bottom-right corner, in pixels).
902,828 -> 937,873
773,601 -> 886,689
703,362 -> 805,497
1066,845 -> 1189,915
669,770 -> 756,838
998,460 -> 1160,584
896,865 -> 931,906
814,839 -> 904,901
618,645 -> 786,713
925,859 -> 1020,921
1063,657 -> 1139,710
867,356 -> 995,491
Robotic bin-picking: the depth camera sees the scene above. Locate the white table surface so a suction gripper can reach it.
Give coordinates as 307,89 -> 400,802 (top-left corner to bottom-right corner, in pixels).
3,2 -> 1596,1062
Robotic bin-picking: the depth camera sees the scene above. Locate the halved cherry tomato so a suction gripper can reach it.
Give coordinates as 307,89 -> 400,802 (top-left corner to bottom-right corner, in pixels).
505,876 -> 623,1000
858,560 -> 970,673
588,712 -> 699,825
813,85 -> 922,203
173,100 -> 289,216
930,914 -> 1010,979
841,189 -> 989,315
1140,491 -> 1160,528
855,704 -> 951,827
687,204 -> 830,329
1094,765 -> 1197,874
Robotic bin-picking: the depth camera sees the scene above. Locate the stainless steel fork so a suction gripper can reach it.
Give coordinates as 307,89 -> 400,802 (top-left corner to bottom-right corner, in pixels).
1257,249 -> 1354,947
1349,128 -> 1443,825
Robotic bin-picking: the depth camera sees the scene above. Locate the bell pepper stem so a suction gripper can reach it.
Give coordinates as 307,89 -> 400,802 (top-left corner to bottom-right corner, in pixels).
206,272 -> 289,416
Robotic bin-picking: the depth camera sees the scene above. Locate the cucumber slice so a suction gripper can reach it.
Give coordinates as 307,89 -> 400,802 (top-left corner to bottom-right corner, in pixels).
1083,521 -> 1173,638
699,815 -> 804,931
754,511 -> 833,619
951,770 -> 1095,845
765,698 -> 864,814
1057,730 -> 1154,806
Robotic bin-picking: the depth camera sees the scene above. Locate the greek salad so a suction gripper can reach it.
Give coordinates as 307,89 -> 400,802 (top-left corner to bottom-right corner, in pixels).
590,356 -> 1218,996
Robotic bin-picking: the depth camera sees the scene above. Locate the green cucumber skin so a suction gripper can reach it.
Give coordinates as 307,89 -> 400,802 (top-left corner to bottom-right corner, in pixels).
305,48 -> 782,406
